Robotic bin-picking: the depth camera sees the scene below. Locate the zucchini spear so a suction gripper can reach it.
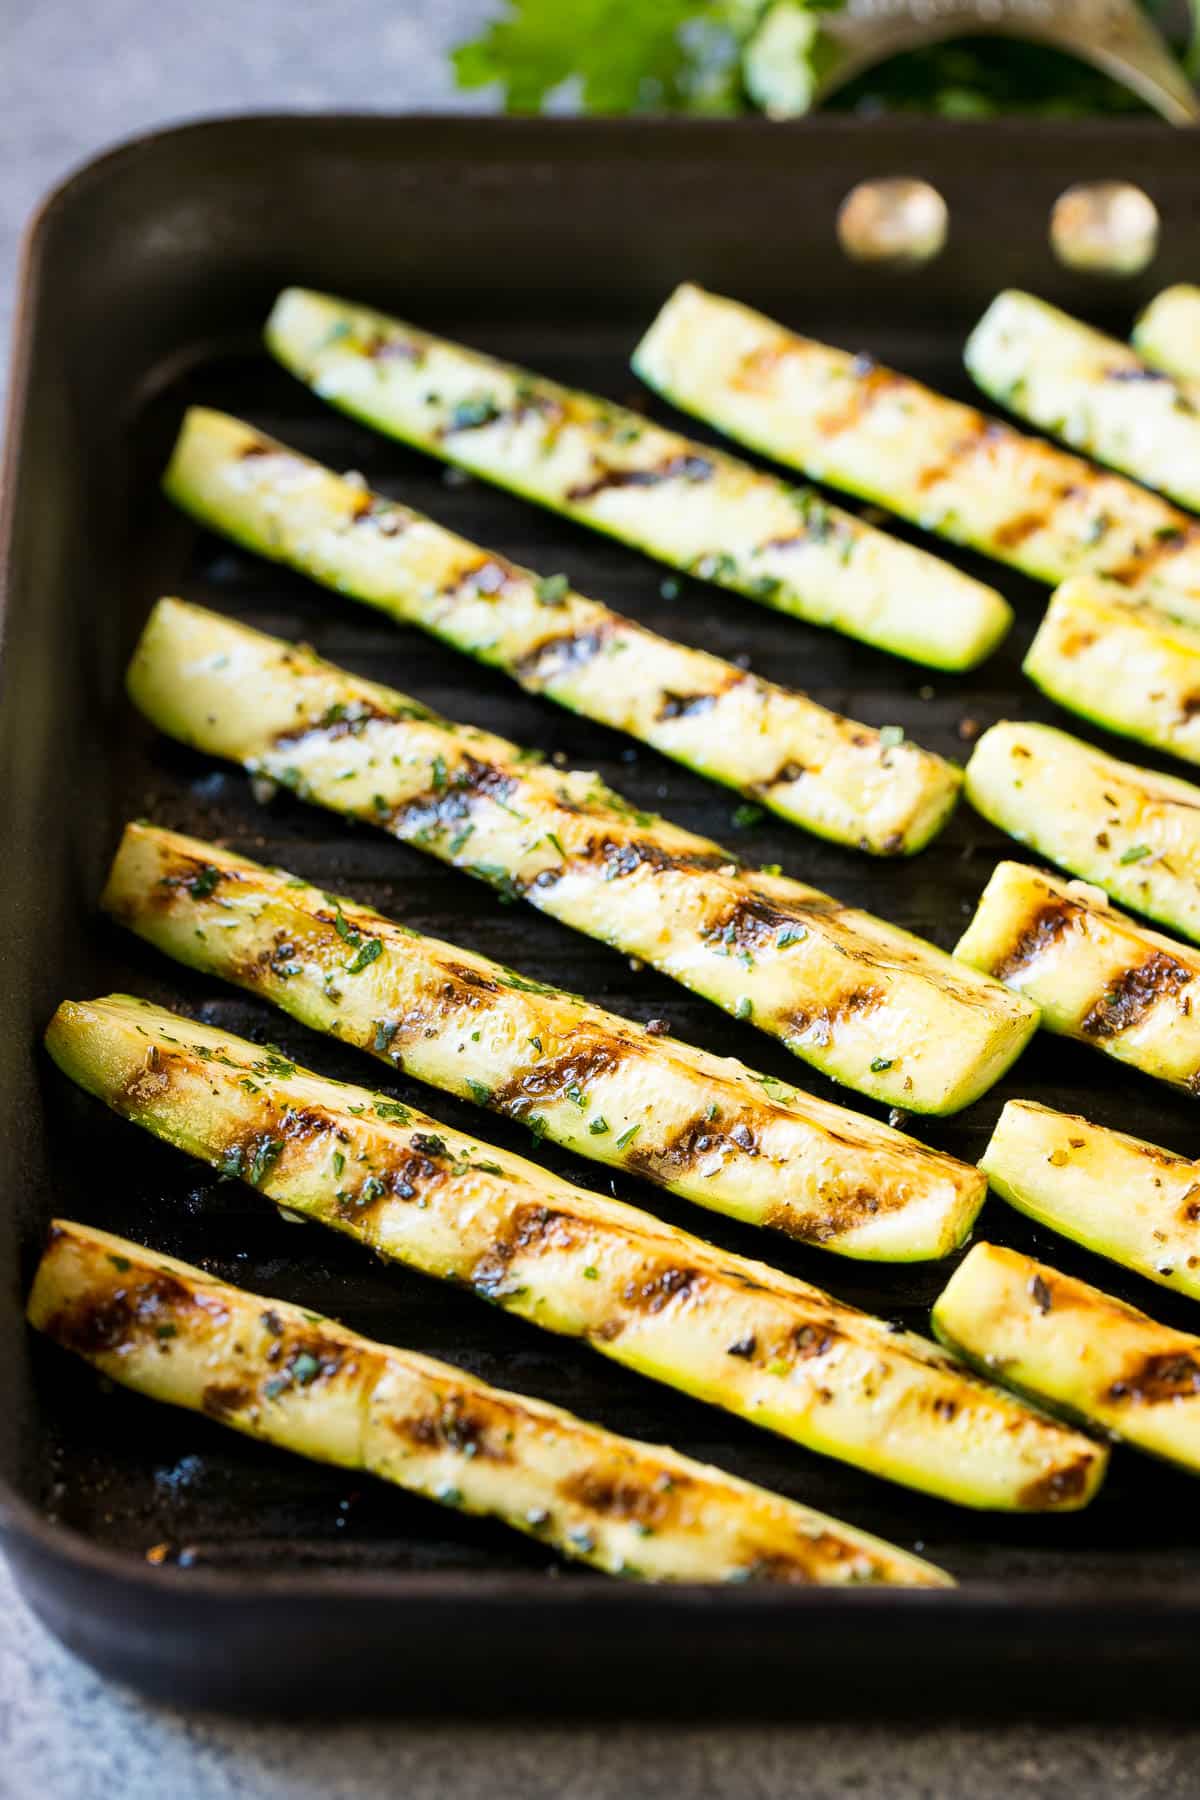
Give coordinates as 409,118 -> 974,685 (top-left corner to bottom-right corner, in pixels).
126,599 -> 1038,1115
163,408 -> 960,856
955,860 -> 1200,1096
1024,578 -> 1200,768
1133,286 -> 1200,382
264,287 -> 1011,672
981,1100 -> 1200,1304
934,1242 -> 1200,1478
964,721 -> 1200,945
29,1220 -> 952,1586
43,995 -> 1106,1511
966,291 -> 1200,513
632,283 -> 1200,602
104,823 -> 986,1260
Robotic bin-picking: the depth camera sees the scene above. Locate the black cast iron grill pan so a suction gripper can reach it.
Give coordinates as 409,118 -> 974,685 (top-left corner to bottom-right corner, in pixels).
4,114 -> 1200,1713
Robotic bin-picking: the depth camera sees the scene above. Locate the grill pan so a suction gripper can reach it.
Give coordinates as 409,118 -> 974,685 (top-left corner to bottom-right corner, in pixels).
4,113 -> 1200,1714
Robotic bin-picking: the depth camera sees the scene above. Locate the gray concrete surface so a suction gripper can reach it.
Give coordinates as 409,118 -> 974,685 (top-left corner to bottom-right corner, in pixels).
4,3 -> 1200,1794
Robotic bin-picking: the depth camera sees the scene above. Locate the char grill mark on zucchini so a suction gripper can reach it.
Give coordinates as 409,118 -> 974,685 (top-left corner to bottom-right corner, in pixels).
956,860 -> 1200,1095
933,1242 -> 1200,1476
126,599 -> 1038,1116
1133,286 -> 1200,384
42,996 -> 1104,1511
1025,579 -> 1200,768
104,823 -> 988,1261
29,1221 -> 953,1585
964,720 -> 1200,945
162,408 -> 962,857
263,288 -> 1011,673
632,283 -> 1200,604
980,1100 -> 1200,1303
966,291 -> 1200,513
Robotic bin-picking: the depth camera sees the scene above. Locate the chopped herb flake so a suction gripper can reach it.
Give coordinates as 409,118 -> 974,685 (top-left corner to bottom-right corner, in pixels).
374,1099 -> 413,1125
332,904 -> 359,945
187,865 -> 220,899
449,395 -> 500,433
248,1138 -> 284,1186
346,937 -> 383,973
535,572 -> 570,607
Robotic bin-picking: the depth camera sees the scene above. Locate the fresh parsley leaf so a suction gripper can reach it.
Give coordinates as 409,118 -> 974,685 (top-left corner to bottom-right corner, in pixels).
452,0 -> 745,116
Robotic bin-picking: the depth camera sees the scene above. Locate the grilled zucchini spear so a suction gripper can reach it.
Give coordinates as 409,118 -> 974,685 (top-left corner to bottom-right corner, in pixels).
127,600 -> 1037,1115
1133,286 -> 1200,382
1024,578 -> 1200,768
981,1100 -> 1200,1304
934,1242 -> 1200,1477
104,823 -> 986,1260
966,291 -> 1200,513
264,287 -> 1011,672
632,283 -> 1200,602
956,861 -> 1200,1095
30,1221 -> 952,1586
965,721 -> 1200,945
163,408 -> 960,856
44,996 -> 1105,1510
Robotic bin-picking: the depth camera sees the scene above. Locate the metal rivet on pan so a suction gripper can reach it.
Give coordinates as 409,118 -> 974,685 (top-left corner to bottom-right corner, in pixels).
1049,181 -> 1160,275
836,177 -> 948,267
